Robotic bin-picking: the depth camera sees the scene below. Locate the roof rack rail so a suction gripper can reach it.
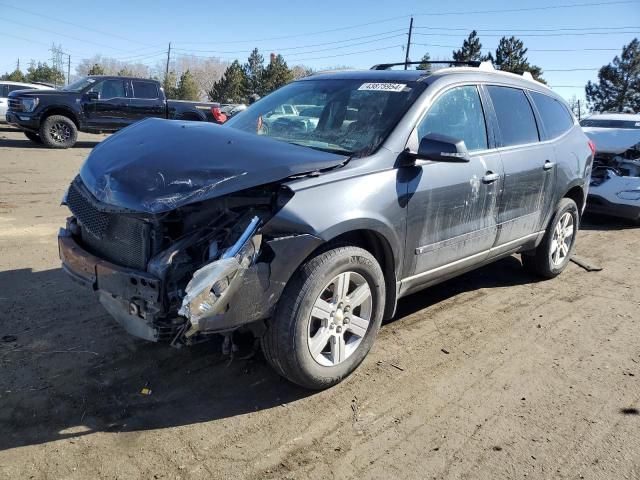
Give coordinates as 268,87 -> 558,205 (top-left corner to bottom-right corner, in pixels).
371,60 -> 485,70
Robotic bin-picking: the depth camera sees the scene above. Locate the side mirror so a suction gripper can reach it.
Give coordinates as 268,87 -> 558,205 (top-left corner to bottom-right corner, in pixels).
86,91 -> 99,101
416,133 -> 471,163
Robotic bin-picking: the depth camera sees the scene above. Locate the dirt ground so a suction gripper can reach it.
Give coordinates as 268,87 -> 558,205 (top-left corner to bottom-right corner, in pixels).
0,126 -> 639,480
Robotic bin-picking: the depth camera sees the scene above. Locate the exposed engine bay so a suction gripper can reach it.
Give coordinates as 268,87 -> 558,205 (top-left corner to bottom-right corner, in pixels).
60,174 -> 310,345
583,124 -> 640,221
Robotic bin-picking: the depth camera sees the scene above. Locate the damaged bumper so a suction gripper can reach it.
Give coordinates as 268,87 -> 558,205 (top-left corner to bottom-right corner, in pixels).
59,218 -> 324,344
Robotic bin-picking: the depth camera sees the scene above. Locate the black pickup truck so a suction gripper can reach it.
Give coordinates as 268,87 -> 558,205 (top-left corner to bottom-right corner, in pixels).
6,75 -> 227,148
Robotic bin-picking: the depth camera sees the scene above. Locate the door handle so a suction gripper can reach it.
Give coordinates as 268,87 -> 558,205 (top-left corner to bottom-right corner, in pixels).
543,160 -> 555,171
482,172 -> 500,184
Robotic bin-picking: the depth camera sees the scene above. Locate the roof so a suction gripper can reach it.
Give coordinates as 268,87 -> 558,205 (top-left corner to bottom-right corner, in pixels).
86,75 -> 157,82
584,112 -> 640,121
304,65 -> 553,94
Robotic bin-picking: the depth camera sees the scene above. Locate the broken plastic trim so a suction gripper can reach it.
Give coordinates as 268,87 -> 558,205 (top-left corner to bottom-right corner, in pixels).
178,216 -> 262,336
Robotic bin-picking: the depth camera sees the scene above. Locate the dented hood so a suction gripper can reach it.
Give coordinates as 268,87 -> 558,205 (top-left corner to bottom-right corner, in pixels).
79,118 -> 348,214
583,127 -> 640,155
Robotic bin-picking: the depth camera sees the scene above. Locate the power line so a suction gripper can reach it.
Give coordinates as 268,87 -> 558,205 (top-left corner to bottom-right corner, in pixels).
0,16 -> 135,52
412,42 -> 625,52
0,2 -> 155,47
413,0 -> 639,16
171,29 -> 408,53
413,25 -> 639,32
413,31 -> 640,38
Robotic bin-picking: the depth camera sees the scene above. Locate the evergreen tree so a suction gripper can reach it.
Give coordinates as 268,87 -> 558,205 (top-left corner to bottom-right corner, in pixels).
176,70 -> 201,100
244,48 -> 265,96
1,69 -> 26,82
585,38 -> 640,113
262,54 -> 293,94
453,31 -> 485,62
494,36 -> 545,83
416,53 -> 432,70
25,62 -> 65,85
163,71 -> 178,99
87,64 -> 105,75
208,60 -> 248,103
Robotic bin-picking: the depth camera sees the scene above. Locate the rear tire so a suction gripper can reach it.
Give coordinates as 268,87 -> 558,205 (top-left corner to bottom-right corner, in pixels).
39,115 -> 77,149
24,131 -> 43,144
522,198 -> 579,279
261,246 -> 385,389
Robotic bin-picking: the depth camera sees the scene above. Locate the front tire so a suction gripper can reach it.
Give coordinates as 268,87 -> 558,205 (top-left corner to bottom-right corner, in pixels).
522,198 -> 579,278
262,246 -> 386,389
39,115 -> 77,149
23,131 -> 43,144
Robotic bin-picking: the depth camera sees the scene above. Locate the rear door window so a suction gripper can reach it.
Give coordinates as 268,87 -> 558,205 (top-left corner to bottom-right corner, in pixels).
530,91 -> 574,139
0,84 -> 7,97
131,81 -> 159,99
487,86 -> 539,147
417,85 -> 488,151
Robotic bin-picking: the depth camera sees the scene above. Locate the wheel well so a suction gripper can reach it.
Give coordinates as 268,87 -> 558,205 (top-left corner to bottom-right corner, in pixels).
323,230 -> 398,321
42,108 -> 79,128
564,185 -> 585,214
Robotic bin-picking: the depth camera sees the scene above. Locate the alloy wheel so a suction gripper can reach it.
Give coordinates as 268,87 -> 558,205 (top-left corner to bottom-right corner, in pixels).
550,211 -> 574,267
49,122 -> 71,144
307,271 -> 372,367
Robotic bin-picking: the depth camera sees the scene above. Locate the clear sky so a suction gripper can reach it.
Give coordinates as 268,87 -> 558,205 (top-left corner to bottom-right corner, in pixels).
0,0 -> 638,104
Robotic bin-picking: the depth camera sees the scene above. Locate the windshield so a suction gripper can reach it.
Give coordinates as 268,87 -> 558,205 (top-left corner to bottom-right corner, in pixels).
225,79 -> 426,156
62,77 -> 97,92
580,118 -> 640,129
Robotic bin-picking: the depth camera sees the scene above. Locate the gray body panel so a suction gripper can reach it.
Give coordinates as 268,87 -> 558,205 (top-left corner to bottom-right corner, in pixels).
60,66 -> 593,340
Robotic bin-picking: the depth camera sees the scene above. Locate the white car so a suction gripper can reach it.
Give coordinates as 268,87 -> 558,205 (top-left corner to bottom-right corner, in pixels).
0,81 -> 53,122
581,113 -> 640,222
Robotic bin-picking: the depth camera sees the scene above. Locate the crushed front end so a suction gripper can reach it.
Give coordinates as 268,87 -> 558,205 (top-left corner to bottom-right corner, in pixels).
58,175 -> 320,345
588,143 -> 640,221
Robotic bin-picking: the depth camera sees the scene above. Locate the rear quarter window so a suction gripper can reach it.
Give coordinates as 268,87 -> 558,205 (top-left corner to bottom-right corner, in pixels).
530,91 -> 574,139
487,86 -> 539,147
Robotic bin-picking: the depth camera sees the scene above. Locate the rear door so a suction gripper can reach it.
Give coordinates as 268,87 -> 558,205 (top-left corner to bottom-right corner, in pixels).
403,84 -> 503,287
485,85 -> 555,247
128,80 -> 165,121
84,79 -> 129,130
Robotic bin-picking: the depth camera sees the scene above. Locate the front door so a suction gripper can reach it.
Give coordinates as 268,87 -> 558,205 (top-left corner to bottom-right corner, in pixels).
402,85 -> 503,290
484,85 -> 555,246
84,79 -> 129,130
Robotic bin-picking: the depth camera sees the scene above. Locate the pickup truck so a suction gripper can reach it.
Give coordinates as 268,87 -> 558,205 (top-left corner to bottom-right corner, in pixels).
6,75 -> 227,148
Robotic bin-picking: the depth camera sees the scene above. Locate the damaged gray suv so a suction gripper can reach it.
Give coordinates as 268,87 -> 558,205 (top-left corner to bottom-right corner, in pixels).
59,61 -> 593,389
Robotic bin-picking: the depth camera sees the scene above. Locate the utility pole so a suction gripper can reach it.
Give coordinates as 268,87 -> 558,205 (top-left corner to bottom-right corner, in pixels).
165,42 -> 171,84
577,99 -> 582,121
404,16 -> 413,70
16,58 -> 20,71
67,54 -> 71,85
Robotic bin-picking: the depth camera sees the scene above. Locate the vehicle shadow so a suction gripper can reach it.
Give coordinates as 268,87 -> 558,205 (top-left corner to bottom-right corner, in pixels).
0,137 -> 102,149
0,255 -> 538,451
581,212 -> 638,231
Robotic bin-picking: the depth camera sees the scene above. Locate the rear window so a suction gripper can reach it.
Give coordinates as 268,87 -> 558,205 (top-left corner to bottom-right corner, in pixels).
580,118 -> 640,129
530,91 -> 574,139
487,86 -> 539,147
132,81 -> 159,99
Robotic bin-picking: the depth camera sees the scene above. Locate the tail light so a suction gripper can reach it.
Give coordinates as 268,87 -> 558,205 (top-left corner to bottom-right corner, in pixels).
212,106 -> 227,124
588,139 -> 596,157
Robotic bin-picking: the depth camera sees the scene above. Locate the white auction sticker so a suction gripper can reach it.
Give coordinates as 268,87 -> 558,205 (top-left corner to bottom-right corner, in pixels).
358,82 -> 407,92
